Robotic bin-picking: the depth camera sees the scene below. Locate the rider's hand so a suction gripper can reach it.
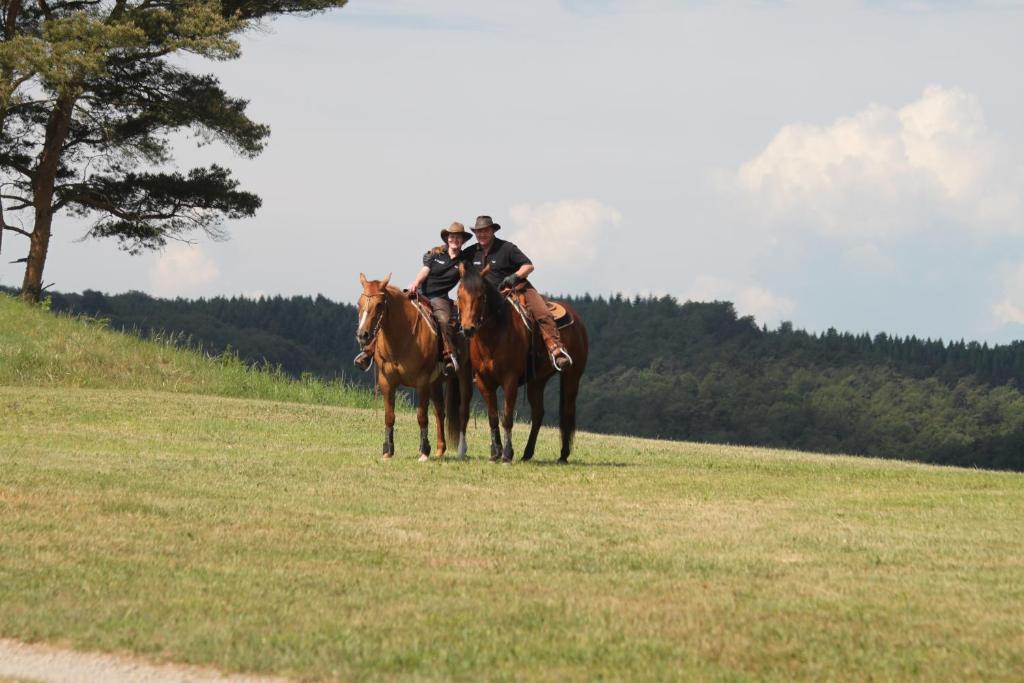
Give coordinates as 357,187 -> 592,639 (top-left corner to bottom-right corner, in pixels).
404,286 -> 417,299
500,275 -> 519,290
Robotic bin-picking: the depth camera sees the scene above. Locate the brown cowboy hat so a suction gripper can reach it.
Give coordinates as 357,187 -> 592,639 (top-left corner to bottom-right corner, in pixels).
440,221 -> 472,242
472,215 -> 501,232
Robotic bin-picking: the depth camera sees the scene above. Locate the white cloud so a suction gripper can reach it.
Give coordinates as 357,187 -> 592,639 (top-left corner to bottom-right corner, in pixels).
842,242 -> 896,273
506,199 -> 622,267
150,243 -> 219,298
992,262 -> 1024,325
735,85 -> 1024,239
684,275 -> 796,326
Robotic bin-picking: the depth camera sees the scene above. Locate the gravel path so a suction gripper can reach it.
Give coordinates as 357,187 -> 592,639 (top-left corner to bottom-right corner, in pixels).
0,639 -> 289,683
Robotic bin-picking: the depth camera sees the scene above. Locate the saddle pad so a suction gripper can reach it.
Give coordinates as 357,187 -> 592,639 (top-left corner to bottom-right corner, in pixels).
546,300 -> 574,329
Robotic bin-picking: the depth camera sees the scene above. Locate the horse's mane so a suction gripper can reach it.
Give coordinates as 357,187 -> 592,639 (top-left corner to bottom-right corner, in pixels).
383,284 -> 412,308
460,262 -> 505,321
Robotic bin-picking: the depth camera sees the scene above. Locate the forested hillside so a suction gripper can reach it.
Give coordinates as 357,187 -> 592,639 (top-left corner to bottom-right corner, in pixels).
14,286 -> 1024,471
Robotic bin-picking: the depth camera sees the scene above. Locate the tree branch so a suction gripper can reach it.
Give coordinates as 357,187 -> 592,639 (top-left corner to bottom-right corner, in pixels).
1,222 -> 31,237
1,193 -> 32,210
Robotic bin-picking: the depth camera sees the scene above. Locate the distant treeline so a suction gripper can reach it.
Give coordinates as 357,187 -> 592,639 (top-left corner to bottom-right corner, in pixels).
11,285 -> 1024,471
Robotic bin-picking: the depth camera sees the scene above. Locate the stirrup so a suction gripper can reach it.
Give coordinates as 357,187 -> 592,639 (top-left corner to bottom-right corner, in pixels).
441,349 -> 459,374
353,352 -> 373,372
551,347 -> 573,372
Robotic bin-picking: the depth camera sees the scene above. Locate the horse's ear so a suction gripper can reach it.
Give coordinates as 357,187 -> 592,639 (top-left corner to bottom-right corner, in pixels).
480,264 -> 491,278
359,272 -> 368,286
458,262 -> 466,278
380,272 -> 391,288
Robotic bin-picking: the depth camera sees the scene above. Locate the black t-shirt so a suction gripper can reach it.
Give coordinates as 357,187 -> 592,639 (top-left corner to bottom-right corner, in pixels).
420,249 -> 464,299
462,238 -> 532,289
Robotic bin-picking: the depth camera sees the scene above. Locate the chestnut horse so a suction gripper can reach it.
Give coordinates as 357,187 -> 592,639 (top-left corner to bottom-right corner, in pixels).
457,264 -> 588,463
356,273 -> 472,460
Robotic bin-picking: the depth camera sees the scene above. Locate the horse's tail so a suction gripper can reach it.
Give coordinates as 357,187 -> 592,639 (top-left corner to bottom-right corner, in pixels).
559,375 -> 577,459
558,310 -> 587,461
445,374 -> 462,448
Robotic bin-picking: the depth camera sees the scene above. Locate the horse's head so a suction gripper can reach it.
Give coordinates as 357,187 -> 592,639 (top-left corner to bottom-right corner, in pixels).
457,263 -> 491,338
356,272 -> 391,346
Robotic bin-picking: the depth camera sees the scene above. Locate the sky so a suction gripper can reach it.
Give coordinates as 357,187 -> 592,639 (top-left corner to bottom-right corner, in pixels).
3,0 -> 1024,343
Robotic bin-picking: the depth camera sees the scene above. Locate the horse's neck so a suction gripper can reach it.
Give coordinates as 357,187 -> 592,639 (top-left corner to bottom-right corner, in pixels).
378,293 -> 428,354
479,295 -> 526,345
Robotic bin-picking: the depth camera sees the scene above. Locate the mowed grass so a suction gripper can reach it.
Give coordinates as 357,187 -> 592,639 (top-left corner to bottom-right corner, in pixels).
2,294 -> 1024,680
4,387 -> 1024,680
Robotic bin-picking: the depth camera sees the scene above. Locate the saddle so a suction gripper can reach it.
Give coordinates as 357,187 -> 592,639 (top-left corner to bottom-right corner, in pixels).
506,292 -> 574,386
507,293 -> 574,331
410,291 -> 463,370
407,292 -> 439,335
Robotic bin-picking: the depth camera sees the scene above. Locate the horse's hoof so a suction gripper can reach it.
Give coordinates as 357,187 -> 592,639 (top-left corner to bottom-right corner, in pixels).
382,454 -> 394,461
501,457 -> 513,465
418,454 -> 430,462
556,457 -> 569,465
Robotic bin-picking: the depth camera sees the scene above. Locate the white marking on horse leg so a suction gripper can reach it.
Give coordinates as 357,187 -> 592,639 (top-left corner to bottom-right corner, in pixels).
418,454 -> 430,462
457,433 -> 467,459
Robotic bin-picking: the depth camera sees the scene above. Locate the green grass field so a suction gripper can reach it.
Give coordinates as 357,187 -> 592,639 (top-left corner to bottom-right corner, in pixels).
2,294 -> 1023,681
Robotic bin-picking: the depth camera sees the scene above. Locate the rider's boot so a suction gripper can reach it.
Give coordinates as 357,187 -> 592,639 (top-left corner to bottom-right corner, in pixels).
440,326 -> 458,376
549,343 -> 573,372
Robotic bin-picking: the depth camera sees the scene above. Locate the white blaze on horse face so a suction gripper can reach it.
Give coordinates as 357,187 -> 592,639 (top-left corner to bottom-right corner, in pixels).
359,308 -> 368,332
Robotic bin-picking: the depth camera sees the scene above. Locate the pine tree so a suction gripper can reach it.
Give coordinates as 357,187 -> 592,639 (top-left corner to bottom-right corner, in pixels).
0,0 -> 347,301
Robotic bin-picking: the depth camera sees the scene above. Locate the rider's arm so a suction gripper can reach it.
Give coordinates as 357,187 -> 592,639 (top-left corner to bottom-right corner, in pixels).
514,263 -> 534,280
406,265 -> 429,293
506,243 -> 534,284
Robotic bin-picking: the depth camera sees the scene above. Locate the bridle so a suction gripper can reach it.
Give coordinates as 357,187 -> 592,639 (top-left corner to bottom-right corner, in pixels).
358,291 -> 389,343
462,282 -> 509,332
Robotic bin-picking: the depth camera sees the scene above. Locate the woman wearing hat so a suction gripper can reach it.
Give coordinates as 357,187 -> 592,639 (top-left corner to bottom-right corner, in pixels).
354,222 -> 470,374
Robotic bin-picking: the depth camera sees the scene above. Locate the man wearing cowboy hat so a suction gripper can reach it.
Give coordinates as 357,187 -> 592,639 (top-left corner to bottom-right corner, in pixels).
352,222 -> 470,374
462,215 -> 572,371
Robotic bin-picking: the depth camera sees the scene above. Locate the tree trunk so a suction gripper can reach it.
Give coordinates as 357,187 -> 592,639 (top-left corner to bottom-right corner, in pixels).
21,91 -> 76,303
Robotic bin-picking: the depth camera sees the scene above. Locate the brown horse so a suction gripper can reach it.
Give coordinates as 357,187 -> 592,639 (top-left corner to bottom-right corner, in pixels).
356,273 -> 472,460
457,263 -> 588,463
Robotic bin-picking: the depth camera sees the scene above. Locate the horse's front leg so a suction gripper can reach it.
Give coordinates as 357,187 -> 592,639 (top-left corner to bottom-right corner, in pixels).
501,378 -> 519,463
457,369 -> 472,459
416,383 -> 431,462
478,382 -> 502,462
381,377 -> 397,460
431,381 -> 446,459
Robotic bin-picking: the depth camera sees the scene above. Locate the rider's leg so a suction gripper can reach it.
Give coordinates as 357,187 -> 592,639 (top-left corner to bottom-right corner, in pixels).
429,297 -> 458,373
520,287 -> 571,370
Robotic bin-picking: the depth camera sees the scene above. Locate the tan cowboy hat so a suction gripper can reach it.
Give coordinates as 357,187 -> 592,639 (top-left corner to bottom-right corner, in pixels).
440,221 -> 472,242
472,215 -> 501,232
